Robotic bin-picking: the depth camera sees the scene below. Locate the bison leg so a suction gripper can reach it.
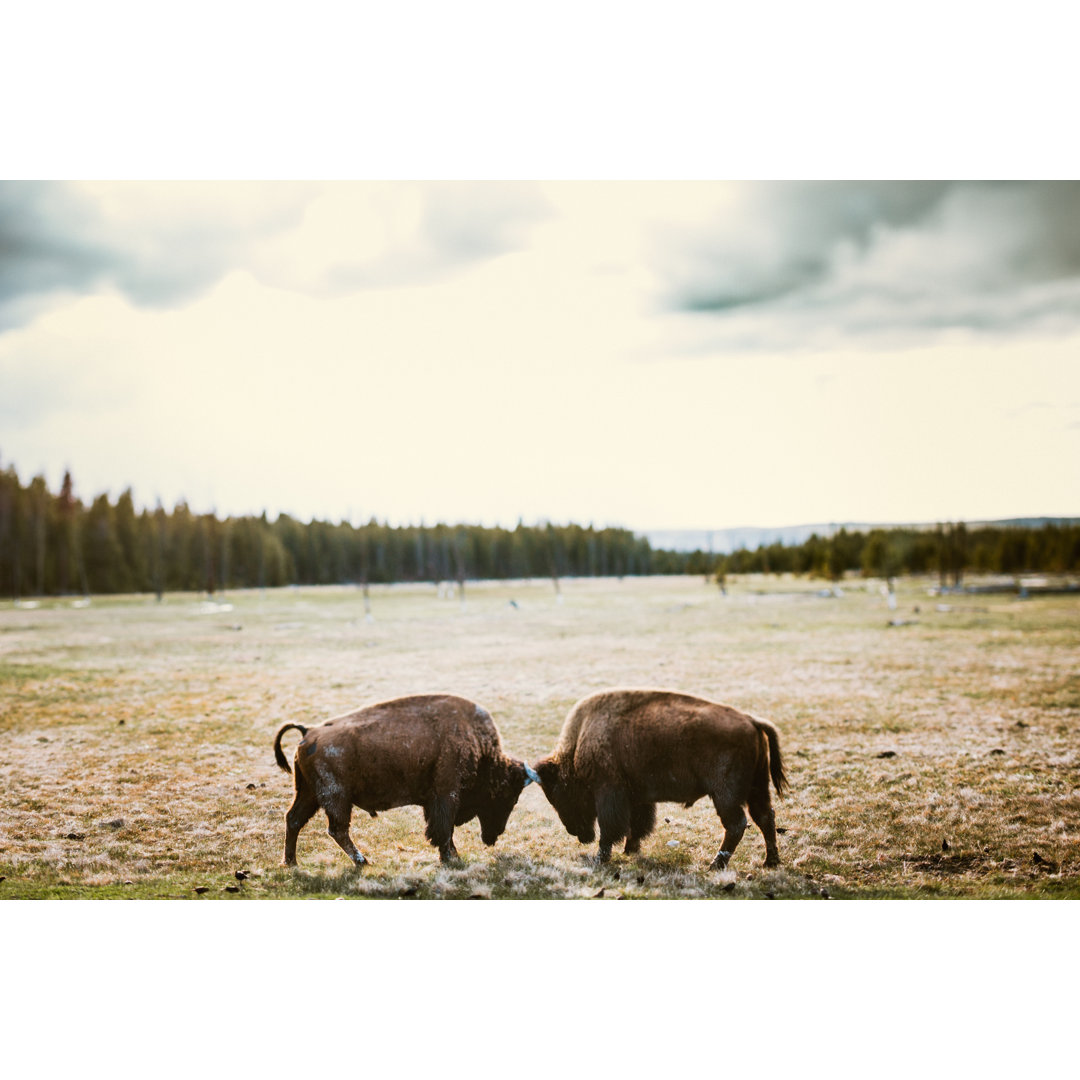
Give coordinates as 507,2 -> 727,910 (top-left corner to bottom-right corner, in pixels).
624,801 -> 656,855
325,805 -> 368,867
283,774 -> 320,867
595,787 -> 632,863
748,787 -> 781,868
709,800 -> 747,870
424,796 -> 461,863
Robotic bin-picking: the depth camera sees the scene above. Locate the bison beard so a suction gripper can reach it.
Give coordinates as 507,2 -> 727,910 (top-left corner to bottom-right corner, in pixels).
273,694 -> 537,867
534,689 -> 787,869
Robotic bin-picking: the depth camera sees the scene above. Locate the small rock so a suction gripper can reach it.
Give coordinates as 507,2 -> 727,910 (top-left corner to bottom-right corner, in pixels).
400,886 -> 418,898
664,817 -> 671,824
105,819 -> 124,830
765,892 -> 776,899
123,880 -> 133,885
117,720 -> 125,726
776,826 -> 788,834
942,838 -> 950,851
65,832 -> 85,841
592,888 -> 605,899
224,885 -> 240,893
1015,720 -> 1028,729
820,888 -> 830,898
1032,851 -> 1045,864
245,783 -> 256,790
723,881 -> 736,893
876,750 -> 897,759
666,840 -> 679,848
612,871 -> 620,880
0,876 -> 6,883
989,748 -> 1005,756
194,886 -> 209,894
235,870 -> 249,880
468,894 -> 488,899
636,875 -> 645,884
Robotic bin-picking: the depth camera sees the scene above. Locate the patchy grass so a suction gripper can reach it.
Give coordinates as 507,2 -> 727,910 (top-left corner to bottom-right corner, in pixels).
2,575 -> 1078,899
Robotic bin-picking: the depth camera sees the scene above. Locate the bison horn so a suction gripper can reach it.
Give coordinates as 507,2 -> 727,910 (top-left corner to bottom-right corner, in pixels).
524,765 -> 541,786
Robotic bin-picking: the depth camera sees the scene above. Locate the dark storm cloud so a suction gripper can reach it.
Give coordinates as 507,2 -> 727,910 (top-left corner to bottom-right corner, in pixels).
655,181 -> 1080,344
0,181 -> 551,330
0,183 -> 112,327
0,181 -> 308,328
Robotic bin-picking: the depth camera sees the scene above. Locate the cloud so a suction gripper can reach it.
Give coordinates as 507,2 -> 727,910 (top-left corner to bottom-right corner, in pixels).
651,181 -> 1080,347
0,181 -> 551,331
281,182 -> 551,294
0,181 -> 311,328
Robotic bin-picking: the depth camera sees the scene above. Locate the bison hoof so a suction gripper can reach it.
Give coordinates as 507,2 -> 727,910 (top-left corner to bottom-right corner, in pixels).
764,855 -> 780,869
352,853 -> 368,867
710,850 -> 732,871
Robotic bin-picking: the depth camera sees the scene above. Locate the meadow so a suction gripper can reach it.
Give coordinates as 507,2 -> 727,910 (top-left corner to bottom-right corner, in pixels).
1,573 -> 1077,900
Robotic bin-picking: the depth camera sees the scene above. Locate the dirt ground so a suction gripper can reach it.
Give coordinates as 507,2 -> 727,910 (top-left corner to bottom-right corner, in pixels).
1,573 -> 1077,899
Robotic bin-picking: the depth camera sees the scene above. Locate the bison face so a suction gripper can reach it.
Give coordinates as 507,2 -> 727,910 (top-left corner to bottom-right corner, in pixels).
477,759 -> 529,846
534,758 -> 596,845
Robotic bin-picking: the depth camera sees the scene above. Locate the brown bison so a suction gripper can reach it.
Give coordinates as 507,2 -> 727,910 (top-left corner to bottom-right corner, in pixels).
273,693 -> 539,866
534,689 -> 787,869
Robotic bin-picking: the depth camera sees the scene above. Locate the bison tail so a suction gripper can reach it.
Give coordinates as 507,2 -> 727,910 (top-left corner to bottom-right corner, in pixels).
273,723 -> 308,774
754,718 -> 788,797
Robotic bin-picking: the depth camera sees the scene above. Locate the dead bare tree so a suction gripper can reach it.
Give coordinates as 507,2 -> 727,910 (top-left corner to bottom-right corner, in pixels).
30,476 -> 47,597
547,523 -> 562,600
359,520 -> 372,620
453,527 -> 468,608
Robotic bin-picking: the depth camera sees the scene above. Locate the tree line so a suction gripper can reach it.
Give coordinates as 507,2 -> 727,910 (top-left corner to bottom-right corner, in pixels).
0,463 -> 655,598
708,522 -> 1080,586
1,462 -> 1076,599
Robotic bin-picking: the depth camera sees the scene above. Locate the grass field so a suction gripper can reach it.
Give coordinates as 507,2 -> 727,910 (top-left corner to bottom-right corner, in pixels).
2,573 -> 1078,900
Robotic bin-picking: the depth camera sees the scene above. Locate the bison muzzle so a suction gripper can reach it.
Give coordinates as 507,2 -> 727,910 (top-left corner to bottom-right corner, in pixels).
534,689 -> 788,869
274,693 -> 538,867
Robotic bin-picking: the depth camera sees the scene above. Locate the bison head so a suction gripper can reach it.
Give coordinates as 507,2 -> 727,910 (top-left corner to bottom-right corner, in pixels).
476,758 -> 536,846
534,757 -> 596,844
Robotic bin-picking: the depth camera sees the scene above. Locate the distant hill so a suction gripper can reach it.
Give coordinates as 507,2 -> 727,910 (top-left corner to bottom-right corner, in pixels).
644,518 -> 1080,554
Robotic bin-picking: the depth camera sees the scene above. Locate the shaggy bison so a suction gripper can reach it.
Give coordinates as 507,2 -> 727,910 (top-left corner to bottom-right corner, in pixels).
273,693 -> 538,866
534,689 -> 787,869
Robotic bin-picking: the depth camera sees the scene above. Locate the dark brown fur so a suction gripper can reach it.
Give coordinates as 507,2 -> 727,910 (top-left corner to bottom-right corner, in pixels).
534,689 -> 787,869
273,694 -> 532,866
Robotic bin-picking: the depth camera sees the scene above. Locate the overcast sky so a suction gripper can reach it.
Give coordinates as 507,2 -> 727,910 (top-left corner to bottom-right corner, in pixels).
2,180 -> 1078,530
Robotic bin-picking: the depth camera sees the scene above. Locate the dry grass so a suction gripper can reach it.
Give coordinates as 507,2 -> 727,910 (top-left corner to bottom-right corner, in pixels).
2,574 -> 1078,899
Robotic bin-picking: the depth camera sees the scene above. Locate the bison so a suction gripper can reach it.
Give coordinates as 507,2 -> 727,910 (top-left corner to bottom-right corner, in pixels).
273,693 -> 539,866
533,689 -> 787,869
